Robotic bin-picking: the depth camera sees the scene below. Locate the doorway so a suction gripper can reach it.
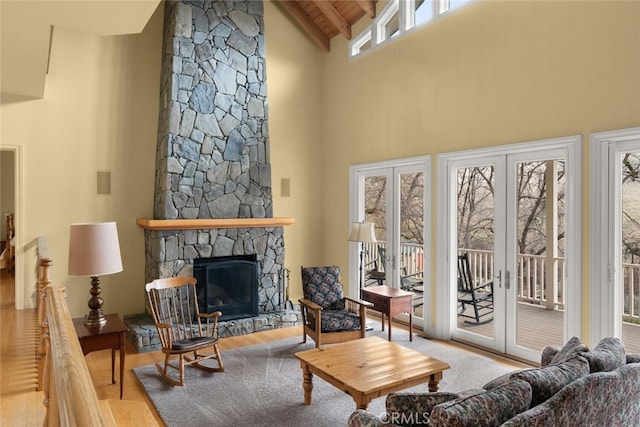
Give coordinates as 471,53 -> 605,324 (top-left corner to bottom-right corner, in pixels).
590,127 -> 640,352
0,145 -> 23,309
437,136 -> 581,362
349,156 -> 431,327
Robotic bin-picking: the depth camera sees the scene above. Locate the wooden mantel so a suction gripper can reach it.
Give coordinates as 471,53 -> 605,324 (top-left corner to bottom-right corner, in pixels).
136,217 -> 295,231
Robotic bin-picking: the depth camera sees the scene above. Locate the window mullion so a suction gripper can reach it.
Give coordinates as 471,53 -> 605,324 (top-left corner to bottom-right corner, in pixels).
402,0 -> 413,32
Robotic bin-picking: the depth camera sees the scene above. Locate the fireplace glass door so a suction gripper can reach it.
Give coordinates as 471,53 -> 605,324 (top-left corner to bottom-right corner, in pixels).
194,255 -> 258,321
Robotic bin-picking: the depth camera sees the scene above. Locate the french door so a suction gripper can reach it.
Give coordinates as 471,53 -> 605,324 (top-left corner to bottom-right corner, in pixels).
349,157 -> 430,323
590,128 -> 640,352
438,137 -> 581,362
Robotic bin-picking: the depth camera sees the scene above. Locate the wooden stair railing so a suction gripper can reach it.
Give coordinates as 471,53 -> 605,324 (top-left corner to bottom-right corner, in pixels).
36,237 -> 109,426
42,285 -> 109,426
5,213 -> 15,274
37,237 -> 51,392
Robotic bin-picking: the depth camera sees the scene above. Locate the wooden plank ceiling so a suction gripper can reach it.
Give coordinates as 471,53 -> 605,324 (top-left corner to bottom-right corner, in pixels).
277,0 -> 378,52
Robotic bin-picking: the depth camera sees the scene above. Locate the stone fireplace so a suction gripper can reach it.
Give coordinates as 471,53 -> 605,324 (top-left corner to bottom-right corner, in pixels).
125,0 -> 298,353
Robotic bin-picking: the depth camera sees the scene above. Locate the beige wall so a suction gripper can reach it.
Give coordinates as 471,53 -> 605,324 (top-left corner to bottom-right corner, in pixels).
0,1 -> 323,315
264,1 -> 324,302
2,0 -> 639,330
0,5 -> 163,315
320,0 -> 640,332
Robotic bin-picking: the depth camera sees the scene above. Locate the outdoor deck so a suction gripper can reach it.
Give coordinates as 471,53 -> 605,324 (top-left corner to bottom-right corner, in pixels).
366,242 -> 640,354
413,298 -> 640,354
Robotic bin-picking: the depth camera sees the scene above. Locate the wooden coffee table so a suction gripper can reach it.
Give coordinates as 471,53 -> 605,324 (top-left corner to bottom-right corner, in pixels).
294,336 -> 450,409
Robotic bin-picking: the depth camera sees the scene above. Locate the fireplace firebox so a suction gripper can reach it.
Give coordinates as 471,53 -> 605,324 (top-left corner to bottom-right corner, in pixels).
194,255 -> 259,321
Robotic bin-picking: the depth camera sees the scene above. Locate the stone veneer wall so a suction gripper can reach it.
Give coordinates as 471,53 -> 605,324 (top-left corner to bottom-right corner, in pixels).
144,0 -> 284,310
154,0 -> 272,222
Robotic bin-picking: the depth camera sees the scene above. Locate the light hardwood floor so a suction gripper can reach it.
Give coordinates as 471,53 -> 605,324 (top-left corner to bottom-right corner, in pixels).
0,270 -> 303,426
0,270 -> 523,426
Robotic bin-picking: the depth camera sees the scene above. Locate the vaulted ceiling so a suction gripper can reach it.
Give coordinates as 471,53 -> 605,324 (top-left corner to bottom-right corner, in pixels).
0,0 -> 377,101
0,0 -> 161,101
276,0 -> 378,52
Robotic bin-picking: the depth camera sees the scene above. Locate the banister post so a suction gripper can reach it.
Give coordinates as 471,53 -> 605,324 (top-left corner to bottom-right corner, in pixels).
36,256 -> 52,392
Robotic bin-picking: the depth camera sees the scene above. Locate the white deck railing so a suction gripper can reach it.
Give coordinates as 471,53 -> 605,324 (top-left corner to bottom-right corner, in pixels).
460,249 -> 565,309
361,242 -> 424,277
623,262 -> 640,320
361,242 -> 640,321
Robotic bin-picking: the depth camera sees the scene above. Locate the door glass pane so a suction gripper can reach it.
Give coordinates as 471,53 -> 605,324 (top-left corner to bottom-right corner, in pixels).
364,175 -> 388,289
399,171 -> 424,318
514,160 -> 565,350
621,152 -> 640,352
456,166 -> 495,339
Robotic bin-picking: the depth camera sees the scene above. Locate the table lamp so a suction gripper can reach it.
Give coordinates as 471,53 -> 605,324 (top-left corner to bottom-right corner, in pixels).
68,222 -> 123,327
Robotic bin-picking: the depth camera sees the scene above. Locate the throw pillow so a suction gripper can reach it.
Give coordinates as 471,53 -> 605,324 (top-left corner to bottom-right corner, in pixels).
429,380 -> 532,427
483,368 -> 530,390
549,336 -> 589,365
512,355 -> 589,407
385,392 -> 459,427
627,354 -> 640,364
581,337 -> 626,373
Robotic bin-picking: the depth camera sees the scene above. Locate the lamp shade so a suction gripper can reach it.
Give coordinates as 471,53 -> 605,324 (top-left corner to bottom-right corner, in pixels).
68,222 -> 123,276
348,222 -> 377,243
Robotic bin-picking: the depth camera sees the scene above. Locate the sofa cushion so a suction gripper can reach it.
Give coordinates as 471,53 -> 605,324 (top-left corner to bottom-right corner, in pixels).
482,368 -> 528,391
512,355 -> 589,407
381,392 -> 459,427
348,409 -> 390,427
385,392 -> 459,421
627,353 -> 640,364
502,363 -> 640,427
429,379 -> 532,427
581,337 -> 626,373
318,309 -> 361,332
548,336 -> 589,365
301,265 -> 346,310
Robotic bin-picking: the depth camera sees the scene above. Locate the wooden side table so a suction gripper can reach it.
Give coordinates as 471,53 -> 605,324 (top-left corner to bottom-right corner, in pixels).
73,313 -> 128,399
361,285 -> 414,342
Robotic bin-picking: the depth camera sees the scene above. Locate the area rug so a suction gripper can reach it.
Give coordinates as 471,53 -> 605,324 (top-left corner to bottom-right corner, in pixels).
134,329 -> 516,427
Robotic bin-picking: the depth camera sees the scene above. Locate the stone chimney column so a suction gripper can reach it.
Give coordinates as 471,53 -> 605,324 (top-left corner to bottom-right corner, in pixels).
155,0 -> 272,221
144,1 -> 284,307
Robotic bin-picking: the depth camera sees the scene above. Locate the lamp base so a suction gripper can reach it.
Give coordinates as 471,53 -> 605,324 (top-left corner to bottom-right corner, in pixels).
84,311 -> 107,327
85,275 -> 107,327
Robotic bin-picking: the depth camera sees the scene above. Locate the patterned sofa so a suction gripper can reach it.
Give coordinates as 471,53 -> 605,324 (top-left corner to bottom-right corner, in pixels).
348,337 -> 640,426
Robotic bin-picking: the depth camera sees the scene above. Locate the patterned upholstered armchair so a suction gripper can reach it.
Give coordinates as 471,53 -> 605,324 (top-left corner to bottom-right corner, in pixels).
299,265 -> 372,348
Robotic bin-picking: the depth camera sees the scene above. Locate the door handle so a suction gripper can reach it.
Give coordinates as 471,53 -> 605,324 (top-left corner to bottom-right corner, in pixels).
505,270 -> 511,289
495,270 -> 502,288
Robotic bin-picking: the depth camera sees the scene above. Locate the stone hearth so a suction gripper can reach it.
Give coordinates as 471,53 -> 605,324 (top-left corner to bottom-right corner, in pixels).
125,310 -> 300,353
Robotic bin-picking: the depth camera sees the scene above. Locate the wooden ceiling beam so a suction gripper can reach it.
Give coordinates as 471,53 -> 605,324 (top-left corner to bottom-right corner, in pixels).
356,0 -> 376,19
279,0 -> 330,52
312,0 -> 351,40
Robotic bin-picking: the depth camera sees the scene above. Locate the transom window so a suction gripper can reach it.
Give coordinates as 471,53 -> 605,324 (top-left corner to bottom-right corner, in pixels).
350,0 -> 473,59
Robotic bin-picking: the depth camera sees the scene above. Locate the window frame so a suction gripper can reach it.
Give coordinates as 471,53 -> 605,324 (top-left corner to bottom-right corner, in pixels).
349,0 -> 475,59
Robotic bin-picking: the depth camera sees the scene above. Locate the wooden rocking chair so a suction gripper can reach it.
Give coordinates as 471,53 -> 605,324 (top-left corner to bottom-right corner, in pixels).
145,276 -> 224,386
457,253 -> 494,325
